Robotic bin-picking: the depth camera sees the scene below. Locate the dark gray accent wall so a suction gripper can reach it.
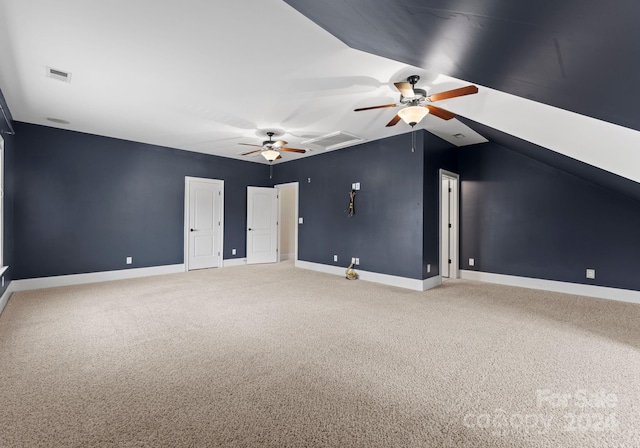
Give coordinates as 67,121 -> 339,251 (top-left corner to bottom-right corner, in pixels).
273,130 -> 456,280
12,122 -> 269,280
458,142 -> 640,291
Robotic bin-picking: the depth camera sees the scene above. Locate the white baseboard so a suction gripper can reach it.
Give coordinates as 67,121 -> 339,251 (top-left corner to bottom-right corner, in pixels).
223,258 -> 246,267
280,253 -> 295,261
11,264 -> 185,292
423,275 -> 443,290
460,270 -> 640,305
295,260 -> 440,291
0,282 -> 15,317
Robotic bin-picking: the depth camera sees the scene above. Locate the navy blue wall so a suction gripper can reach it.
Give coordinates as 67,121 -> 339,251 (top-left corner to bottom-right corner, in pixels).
12,122 -> 269,279
458,142 -> 640,291
273,132 -> 425,279
273,131 -> 457,280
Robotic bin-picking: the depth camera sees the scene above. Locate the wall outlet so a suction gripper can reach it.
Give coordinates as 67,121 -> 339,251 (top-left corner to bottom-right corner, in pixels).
307,178 -> 311,183
427,264 -> 431,273
469,258 -> 475,266
333,255 -> 338,262
355,257 -> 360,265
586,268 -> 596,279
232,248 -> 236,255
298,217 -> 304,224
126,256 -> 132,265
355,182 -> 360,190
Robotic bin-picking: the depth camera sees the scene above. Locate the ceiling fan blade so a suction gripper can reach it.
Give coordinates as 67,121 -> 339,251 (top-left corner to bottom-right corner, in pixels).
426,105 -> 456,120
385,114 -> 402,127
280,147 -> 306,154
354,103 -> 398,112
427,85 -> 478,102
238,143 -> 263,148
241,149 -> 263,156
394,81 -> 415,98
273,140 -> 288,148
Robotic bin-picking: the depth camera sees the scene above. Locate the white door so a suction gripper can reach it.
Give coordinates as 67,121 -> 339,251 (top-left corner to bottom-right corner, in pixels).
247,186 -> 278,264
440,171 -> 459,279
186,178 -> 223,270
441,177 -> 452,278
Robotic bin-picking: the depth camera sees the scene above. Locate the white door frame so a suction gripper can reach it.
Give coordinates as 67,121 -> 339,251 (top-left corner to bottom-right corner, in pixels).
184,176 -> 224,271
275,182 -> 299,262
246,186 -> 278,264
440,169 -> 459,279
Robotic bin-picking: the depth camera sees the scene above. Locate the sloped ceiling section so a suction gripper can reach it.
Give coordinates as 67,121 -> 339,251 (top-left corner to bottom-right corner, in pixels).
284,0 -> 640,133
458,117 -> 640,204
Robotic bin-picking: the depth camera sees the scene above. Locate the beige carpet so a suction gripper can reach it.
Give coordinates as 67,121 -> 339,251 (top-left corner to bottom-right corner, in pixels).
1,261 -> 639,447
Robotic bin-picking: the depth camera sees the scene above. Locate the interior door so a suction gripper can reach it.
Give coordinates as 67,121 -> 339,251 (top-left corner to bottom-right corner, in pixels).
441,177 -> 452,278
247,186 -> 278,264
187,179 -> 222,270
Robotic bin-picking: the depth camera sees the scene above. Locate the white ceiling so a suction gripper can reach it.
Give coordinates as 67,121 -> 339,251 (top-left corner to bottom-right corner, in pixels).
0,0 -> 486,164
0,0 -> 639,183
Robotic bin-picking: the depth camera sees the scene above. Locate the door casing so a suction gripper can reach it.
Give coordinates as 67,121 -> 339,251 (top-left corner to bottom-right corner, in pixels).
440,170 -> 459,279
184,176 -> 224,271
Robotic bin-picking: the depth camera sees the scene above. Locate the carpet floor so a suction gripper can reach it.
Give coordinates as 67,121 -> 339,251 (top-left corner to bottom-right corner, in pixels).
1,261 -> 639,447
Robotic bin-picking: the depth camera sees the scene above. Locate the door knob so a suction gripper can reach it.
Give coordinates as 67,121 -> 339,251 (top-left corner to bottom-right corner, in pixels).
248,228 -> 252,231
190,228 -> 195,232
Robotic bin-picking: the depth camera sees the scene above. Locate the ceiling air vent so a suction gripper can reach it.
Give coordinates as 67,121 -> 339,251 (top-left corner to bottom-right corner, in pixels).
302,131 -> 364,151
46,66 -> 72,83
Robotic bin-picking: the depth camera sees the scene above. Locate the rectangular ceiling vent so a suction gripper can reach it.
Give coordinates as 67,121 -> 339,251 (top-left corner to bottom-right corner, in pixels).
302,131 -> 364,151
46,66 -> 72,83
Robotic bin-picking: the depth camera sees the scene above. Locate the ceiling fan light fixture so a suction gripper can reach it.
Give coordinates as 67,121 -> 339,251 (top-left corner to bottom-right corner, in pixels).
262,149 -> 280,162
398,106 -> 429,127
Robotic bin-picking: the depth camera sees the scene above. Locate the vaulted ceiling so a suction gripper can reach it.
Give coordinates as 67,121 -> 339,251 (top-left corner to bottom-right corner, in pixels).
285,0 -> 640,132
0,0 -> 639,185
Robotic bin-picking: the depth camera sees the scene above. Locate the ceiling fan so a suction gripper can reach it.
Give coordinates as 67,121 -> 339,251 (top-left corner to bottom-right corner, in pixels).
239,131 -> 306,162
354,75 -> 478,127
